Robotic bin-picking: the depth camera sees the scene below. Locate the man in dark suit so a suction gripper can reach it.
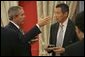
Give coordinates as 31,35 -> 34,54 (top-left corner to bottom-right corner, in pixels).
63,11 -> 84,56
1,6 -> 50,56
46,3 -> 78,56
1,27 -> 7,55
1,26 -> 23,56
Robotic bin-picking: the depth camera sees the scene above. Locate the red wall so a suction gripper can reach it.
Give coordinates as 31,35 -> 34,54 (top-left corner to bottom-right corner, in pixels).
19,1 -> 39,56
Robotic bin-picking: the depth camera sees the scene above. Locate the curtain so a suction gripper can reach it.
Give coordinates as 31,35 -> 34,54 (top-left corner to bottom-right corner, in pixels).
19,1 -> 39,56
1,1 -> 18,27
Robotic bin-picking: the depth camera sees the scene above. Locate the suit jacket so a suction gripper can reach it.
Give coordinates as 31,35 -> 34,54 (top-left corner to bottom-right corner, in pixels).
1,26 -> 19,56
63,39 -> 84,56
1,22 -> 41,56
1,27 -> 7,56
49,19 -> 78,56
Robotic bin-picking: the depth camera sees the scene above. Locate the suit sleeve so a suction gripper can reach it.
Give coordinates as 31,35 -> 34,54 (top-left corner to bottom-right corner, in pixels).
63,40 -> 84,56
23,25 -> 41,43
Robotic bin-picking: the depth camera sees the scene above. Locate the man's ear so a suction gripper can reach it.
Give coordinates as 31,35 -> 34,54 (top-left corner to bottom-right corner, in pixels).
15,15 -> 18,18
13,15 -> 18,20
64,12 -> 68,17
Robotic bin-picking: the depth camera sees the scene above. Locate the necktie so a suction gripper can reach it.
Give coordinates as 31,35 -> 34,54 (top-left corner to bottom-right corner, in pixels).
57,25 -> 64,47
56,25 -> 64,56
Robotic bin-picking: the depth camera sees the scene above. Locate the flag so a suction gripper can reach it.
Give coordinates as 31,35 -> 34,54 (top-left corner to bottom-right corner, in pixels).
19,1 -> 39,56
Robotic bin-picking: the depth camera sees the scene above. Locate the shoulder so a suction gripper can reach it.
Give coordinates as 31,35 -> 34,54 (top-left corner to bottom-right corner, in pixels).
68,19 -> 75,29
4,25 -> 17,37
5,22 -> 19,33
68,19 -> 75,25
51,23 -> 58,28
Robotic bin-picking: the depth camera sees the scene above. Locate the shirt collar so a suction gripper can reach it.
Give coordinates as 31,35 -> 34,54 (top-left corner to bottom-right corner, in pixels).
59,18 -> 68,27
10,20 -> 20,29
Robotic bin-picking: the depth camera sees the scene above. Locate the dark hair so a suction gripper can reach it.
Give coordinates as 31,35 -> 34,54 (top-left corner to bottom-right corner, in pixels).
75,11 -> 84,33
56,3 -> 69,14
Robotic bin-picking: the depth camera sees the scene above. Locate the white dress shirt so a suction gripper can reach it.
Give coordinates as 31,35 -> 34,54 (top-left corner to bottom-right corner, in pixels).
56,18 -> 69,56
56,18 -> 68,47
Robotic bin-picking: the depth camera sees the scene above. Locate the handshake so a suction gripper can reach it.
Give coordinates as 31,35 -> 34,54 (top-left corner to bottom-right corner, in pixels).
45,45 -> 65,54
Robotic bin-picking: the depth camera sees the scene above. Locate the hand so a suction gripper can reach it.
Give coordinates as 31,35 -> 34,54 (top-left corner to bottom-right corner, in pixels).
45,45 -> 55,53
38,16 -> 51,27
30,36 -> 38,44
53,47 -> 65,54
45,47 -> 54,53
75,26 -> 84,40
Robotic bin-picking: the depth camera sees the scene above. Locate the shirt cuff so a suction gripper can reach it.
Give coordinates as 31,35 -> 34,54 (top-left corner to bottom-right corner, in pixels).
36,24 -> 40,29
36,24 -> 41,31
36,24 -> 40,28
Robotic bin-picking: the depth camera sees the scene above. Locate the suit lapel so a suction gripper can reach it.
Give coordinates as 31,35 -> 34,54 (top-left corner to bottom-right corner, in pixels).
8,22 -> 23,39
63,19 -> 71,47
54,23 -> 59,46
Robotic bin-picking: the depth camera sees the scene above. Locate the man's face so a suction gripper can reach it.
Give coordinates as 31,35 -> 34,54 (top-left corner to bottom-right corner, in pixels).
54,7 -> 67,23
15,8 -> 25,25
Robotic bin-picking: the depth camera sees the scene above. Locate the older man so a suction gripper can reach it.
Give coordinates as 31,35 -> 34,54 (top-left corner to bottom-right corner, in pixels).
1,6 -> 50,56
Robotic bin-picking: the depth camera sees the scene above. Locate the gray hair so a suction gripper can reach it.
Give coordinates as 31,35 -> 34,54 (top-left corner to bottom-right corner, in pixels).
8,6 -> 22,20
